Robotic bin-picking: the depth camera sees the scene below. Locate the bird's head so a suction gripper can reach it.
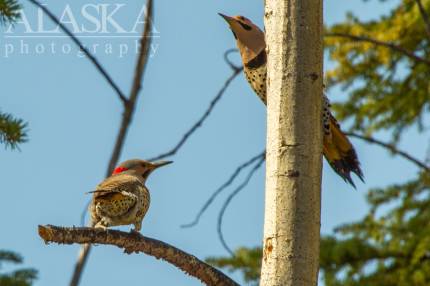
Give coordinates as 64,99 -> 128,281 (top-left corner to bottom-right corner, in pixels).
113,159 -> 173,180
219,13 -> 265,64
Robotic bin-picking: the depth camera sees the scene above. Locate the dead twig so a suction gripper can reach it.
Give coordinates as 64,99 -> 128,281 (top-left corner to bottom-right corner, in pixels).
223,49 -> 242,71
70,1 -> 154,286
325,32 -> 430,66
106,0 -> 154,174
181,150 -> 266,228
149,50 -> 243,161
26,0 -> 128,104
217,156 -> 265,256
347,132 -> 430,172
39,225 -> 239,286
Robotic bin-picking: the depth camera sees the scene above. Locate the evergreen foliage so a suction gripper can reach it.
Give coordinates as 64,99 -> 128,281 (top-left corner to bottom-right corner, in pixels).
0,250 -> 37,286
0,0 -> 20,25
206,247 -> 261,285
0,111 -> 28,150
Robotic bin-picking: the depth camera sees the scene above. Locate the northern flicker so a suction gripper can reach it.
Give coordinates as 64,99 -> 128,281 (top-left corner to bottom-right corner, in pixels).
219,14 -> 364,187
88,159 -> 172,232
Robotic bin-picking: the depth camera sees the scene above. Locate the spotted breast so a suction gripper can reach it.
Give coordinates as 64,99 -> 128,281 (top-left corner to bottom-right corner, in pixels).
244,50 -> 267,103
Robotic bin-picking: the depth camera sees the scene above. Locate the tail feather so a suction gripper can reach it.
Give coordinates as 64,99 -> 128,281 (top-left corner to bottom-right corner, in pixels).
323,116 -> 364,188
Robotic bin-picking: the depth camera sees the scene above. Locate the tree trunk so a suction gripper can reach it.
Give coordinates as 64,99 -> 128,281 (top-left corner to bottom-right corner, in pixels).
260,0 -> 323,285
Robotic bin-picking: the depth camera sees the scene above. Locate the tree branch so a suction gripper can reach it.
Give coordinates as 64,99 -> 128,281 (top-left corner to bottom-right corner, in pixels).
149,51 -> 243,161
217,156 -> 265,256
223,49 -> 242,71
181,150 -> 265,228
325,32 -> 430,66
106,0 -> 153,174
70,1 -> 154,285
39,225 -> 239,286
413,0 -> 430,40
26,0 -> 128,105
346,132 -> 430,172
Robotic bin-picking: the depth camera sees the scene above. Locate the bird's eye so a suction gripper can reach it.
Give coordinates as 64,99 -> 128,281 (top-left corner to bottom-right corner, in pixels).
239,22 -> 252,31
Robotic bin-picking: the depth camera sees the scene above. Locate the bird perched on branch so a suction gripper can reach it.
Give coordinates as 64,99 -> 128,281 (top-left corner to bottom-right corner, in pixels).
219,13 -> 364,187
88,159 -> 172,232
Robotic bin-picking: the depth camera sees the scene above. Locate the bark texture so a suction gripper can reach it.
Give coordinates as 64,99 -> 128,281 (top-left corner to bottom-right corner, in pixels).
39,225 -> 239,286
260,0 -> 323,285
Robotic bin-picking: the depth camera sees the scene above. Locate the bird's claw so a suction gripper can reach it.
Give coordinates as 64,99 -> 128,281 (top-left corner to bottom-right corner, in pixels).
130,229 -> 141,234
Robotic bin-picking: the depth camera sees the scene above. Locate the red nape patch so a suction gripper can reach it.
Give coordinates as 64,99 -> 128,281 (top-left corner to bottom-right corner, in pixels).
112,167 -> 128,175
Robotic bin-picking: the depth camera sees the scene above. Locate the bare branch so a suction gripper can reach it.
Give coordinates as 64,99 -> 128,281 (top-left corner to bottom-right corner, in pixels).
217,156 -> 265,256
325,32 -> 430,66
26,0 -> 128,104
39,225 -> 239,286
149,72 -> 240,161
414,0 -> 430,40
106,0 -> 154,174
425,139 -> 430,165
181,150 -> 266,228
70,1 -> 154,285
346,132 -> 430,172
149,50 -> 243,161
223,49 -> 242,71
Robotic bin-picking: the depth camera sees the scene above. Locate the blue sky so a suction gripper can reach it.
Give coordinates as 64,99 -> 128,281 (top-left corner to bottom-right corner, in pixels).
2,0 -> 423,285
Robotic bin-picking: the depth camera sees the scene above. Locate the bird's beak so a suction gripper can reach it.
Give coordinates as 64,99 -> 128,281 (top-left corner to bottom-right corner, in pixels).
151,160 -> 173,169
218,13 -> 235,25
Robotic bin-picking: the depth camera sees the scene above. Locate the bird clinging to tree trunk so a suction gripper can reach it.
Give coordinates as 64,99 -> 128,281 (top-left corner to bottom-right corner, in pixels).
88,159 -> 172,232
219,13 -> 364,187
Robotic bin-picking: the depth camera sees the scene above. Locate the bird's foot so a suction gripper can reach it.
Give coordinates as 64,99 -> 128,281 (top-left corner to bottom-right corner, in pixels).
130,228 -> 141,234
94,221 -> 108,230
131,222 -> 142,234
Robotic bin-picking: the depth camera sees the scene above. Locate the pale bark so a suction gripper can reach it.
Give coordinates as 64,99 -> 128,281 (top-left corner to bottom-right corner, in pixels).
260,0 -> 323,286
